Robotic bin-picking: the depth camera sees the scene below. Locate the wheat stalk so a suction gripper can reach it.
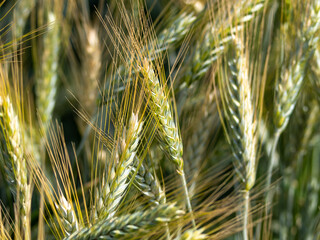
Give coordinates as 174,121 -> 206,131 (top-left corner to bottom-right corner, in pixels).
66,203 -> 184,240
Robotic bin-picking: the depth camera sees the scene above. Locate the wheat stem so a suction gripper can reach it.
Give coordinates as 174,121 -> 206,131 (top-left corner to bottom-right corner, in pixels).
243,190 -> 250,240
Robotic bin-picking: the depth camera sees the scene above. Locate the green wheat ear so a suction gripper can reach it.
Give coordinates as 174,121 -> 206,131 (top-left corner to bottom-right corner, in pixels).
36,12 -> 60,131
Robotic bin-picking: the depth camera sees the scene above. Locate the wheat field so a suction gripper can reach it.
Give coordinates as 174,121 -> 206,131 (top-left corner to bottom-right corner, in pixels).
0,0 -> 319,239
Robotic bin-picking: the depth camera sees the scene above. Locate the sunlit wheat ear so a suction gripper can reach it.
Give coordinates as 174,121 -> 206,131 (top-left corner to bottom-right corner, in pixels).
36,12 -> 60,131
97,112 -> 143,220
66,203 -> 184,240
0,95 -> 32,240
218,41 -> 259,240
141,60 -> 183,171
141,59 -> 195,227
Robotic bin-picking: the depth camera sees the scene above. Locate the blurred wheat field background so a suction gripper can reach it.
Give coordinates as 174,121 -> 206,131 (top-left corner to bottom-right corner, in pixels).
0,0 -> 319,239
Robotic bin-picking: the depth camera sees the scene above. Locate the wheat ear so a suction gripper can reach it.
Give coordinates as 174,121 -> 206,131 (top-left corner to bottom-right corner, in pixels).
80,25 -> 101,115
132,157 -> 172,239
267,2 -> 320,210
36,12 -> 60,130
141,60 -> 195,227
132,158 -> 166,205
219,43 -> 258,240
66,203 -> 184,240
97,112 -> 143,219
0,96 -> 31,240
